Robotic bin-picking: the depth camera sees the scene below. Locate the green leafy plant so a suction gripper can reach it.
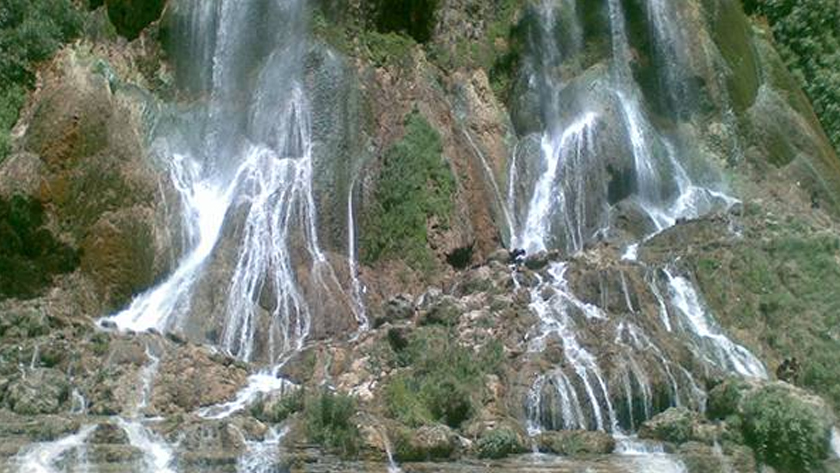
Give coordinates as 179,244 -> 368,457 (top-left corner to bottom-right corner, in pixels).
477,428 -> 523,459
745,0 -> 840,153
741,385 -> 830,472
384,326 -> 504,428
304,389 -> 361,458
0,0 -> 85,161
362,110 -> 455,270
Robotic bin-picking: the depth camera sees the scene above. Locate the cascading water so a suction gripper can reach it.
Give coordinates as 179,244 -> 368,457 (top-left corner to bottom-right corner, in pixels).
525,263 -> 616,433
13,425 -> 95,473
105,0 -> 356,365
664,269 -> 767,379
236,426 -> 289,473
514,0 -> 766,454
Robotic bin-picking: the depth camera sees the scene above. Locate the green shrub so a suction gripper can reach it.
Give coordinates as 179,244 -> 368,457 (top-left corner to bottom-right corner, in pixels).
362,31 -> 415,68
741,385 -> 830,472
252,388 -> 304,424
692,233 -> 840,409
362,110 -> 455,270
745,0 -> 840,153
477,428 -> 523,459
384,327 -> 503,428
304,389 -> 360,458
0,0 -> 85,161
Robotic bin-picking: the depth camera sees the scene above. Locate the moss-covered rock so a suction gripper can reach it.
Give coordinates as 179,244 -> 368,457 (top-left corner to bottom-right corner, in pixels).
5,368 -> 70,415
639,407 -> 699,445
393,424 -> 457,461
0,195 -> 79,300
741,383 -> 832,472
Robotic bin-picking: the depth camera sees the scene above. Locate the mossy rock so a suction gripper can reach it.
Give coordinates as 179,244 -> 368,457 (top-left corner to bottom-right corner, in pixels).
0,195 -> 79,300
80,208 -> 158,309
707,378 -> 753,420
703,0 -> 760,113
5,368 -> 70,415
639,407 -> 699,445
393,424 -> 457,462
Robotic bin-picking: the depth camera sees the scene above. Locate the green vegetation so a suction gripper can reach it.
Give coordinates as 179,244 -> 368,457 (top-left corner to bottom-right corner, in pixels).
372,0 -> 439,44
692,229 -> 840,408
363,31 -> 415,68
428,0 -> 522,100
0,0 -> 85,161
304,389 -> 361,458
251,389 -> 305,424
0,195 -> 79,299
744,0 -> 840,152
741,385 -> 830,472
477,429 -> 523,459
362,110 -> 455,270
384,326 -> 503,428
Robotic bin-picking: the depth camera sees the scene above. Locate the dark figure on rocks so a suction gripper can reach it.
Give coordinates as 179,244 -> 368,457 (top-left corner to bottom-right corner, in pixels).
776,357 -> 800,384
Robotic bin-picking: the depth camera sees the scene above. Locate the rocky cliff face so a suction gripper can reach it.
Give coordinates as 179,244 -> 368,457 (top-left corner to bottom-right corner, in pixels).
1,0 -> 840,472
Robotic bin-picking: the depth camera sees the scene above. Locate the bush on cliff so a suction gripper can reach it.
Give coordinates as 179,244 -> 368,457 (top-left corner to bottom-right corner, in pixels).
741,384 -> 830,472
304,389 -> 361,458
362,110 -> 455,270
384,327 -> 503,428
744,0 -> 840,153
0,0 -> 84,160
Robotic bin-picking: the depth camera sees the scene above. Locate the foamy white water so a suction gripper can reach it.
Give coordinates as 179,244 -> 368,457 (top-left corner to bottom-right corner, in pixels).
198,371 -> 298,420
236,426 -> 289,473
14,425 -> 95,473
665,270 -> 766,378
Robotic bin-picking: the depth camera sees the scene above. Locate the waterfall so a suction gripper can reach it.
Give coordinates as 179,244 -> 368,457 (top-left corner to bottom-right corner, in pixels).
236,426 -> 289,473
347,178 -> 368,333
525,263 -> 616,433
518,113 -> 600,254
103,0 -> 355,365
116,346 -> 176,473
13,425 -> 95,473
664,270 -> 767,379
514,0 -> 763,447
198,369 -> 298,420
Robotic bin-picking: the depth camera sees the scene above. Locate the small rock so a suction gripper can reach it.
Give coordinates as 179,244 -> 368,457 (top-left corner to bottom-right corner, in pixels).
418,295 -> 462,326
524,252 -> 551,270
91,422 -> 130,445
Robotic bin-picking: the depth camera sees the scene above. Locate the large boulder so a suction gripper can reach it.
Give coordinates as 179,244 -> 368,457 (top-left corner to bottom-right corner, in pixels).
150,345 -> 248,414
5,47 -> 175,311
